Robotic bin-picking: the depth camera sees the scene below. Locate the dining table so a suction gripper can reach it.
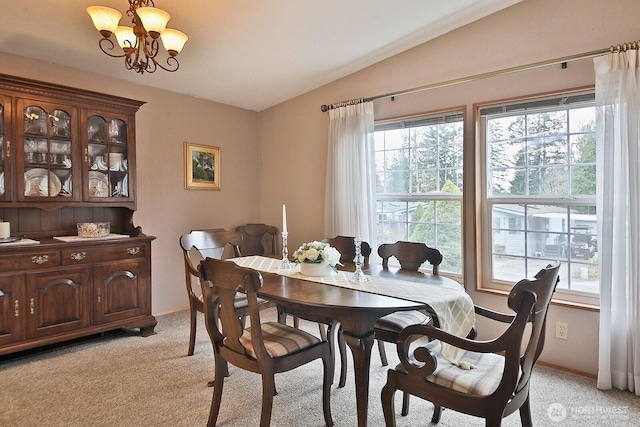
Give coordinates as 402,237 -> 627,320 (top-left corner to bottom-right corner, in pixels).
230,255 -> 475,427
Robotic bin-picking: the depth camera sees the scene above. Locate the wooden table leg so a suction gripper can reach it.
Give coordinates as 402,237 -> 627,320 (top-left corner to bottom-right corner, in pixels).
343,330 -> 375,427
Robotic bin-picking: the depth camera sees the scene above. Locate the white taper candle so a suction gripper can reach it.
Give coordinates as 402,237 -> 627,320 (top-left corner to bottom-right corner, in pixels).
282,204 -> 288,233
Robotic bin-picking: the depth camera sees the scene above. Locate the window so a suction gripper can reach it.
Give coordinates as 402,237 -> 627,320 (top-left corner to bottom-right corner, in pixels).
479,90 -> 598,300
374,111 -> 464,274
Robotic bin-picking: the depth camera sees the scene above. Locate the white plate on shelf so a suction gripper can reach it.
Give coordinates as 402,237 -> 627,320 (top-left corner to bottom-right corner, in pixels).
24,168 -> 61,197
89,171 -> 109,197
122,175 -> 128,197
0,172 -> 4,195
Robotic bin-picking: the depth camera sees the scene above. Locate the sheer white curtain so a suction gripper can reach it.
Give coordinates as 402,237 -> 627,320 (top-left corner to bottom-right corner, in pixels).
324,101 -> 376,248
594,50 -> 640,395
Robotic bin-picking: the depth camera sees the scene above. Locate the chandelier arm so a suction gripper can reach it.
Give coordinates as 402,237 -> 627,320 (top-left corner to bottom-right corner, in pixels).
154,56 -> 180,72
145,37 -> 160,61
98,37 -> 126,58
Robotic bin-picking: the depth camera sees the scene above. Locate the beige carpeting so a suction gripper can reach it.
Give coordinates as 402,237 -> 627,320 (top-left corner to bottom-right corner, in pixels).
1,308 -> 637,427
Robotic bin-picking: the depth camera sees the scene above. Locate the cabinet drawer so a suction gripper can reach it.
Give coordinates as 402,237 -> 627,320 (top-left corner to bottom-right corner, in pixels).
61,243 -> 147,265
0,251 -> 61,272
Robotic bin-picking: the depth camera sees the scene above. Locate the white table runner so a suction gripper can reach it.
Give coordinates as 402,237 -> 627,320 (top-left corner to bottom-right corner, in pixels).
231,256 -> 476,367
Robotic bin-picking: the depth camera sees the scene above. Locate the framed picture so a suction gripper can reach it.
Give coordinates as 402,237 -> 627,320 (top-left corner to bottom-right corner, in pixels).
184,142 -> 220,190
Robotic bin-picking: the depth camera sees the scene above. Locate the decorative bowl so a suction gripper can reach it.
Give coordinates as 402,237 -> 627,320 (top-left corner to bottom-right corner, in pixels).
299,262 -> 333,277
77,222 -> 110,238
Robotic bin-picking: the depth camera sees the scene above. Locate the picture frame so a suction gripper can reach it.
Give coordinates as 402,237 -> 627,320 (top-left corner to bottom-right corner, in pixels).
184,142 -> 220,190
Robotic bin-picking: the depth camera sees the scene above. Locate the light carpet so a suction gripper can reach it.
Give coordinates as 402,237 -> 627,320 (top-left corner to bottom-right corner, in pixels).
1,308 -> 637,426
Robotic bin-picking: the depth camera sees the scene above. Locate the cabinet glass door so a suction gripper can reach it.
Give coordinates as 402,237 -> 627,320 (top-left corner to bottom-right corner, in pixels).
87,115 -> 129,199
19,101 -> 76,200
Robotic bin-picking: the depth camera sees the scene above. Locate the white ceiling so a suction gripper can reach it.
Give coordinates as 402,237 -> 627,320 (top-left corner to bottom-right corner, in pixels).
0,0 -> 520,112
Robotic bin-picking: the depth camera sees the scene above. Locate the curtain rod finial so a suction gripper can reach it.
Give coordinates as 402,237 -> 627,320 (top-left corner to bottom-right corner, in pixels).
321,105 -> 329,112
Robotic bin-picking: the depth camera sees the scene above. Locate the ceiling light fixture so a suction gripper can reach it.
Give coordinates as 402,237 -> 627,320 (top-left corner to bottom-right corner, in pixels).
87,1 -> 188,74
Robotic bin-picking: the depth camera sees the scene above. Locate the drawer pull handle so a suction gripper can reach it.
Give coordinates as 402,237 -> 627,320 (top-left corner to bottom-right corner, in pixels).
30,298 -> 35,315
71,252 -> 87,261
5,140 -> 10,158
97,288 -> 101,303
127,247 -> 140,255
32,255 -> 49,265
14,300 -> 19,317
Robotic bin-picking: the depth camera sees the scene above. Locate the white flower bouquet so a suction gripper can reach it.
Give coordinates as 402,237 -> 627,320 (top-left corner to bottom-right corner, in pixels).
292,240 -> 342,272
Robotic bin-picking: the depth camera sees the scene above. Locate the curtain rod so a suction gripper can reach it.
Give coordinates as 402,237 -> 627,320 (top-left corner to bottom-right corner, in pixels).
320,41 -> 640,113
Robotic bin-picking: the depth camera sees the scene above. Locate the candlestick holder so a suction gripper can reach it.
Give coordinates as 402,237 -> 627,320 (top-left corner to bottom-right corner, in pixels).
279,231 -> 294,269
350,237 -> 369,283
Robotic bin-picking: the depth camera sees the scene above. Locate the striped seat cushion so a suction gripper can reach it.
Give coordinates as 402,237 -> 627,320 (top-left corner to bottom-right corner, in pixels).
404,341 -> 505,396
375,310 -> 431,333
240,322 -> 322,359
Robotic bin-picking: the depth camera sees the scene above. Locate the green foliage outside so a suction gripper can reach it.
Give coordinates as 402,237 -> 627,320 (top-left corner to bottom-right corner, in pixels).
376,120 -> 464,273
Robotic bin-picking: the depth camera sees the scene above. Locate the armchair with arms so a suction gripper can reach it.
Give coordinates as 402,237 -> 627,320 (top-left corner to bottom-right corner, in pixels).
381,263 -> 561,427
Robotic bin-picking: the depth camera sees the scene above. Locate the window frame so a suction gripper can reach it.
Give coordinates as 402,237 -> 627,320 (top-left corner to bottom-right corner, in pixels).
374,108 -> 465,276
475,87 -> 599,307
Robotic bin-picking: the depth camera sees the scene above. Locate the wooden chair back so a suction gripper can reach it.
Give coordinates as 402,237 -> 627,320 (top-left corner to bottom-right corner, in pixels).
378,241 -> 442,273
178,228 -> 242,356
322,235 -> 372,266
510,263 -> 560,393
199,258 -> 267,360
235,223 -> 278,256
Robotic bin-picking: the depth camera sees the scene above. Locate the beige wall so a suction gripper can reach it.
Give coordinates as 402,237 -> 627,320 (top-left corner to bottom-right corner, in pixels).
257,0 -> 639,375
2,0 -> 635,375
0,52 -> 261,315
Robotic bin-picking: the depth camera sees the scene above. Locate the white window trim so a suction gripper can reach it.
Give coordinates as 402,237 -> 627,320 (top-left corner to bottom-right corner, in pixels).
475,87 -> 600,308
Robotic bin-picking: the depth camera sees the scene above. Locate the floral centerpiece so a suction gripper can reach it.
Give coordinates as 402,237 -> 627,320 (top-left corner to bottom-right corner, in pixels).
292,241 -> 342,275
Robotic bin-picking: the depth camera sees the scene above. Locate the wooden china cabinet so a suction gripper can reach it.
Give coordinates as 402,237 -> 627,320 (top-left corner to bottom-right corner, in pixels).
0,74 -> 156,355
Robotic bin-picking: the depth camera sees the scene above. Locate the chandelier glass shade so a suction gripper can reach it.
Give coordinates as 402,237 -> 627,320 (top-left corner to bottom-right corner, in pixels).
87,1 -> 188,74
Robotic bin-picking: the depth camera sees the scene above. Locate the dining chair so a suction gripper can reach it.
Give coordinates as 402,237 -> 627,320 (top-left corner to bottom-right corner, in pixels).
381,263 -> 561,427
376,240 -> 443,415
322,235 -> 372,266
199,257 -> 334,427
235,223 -> 278,256
315,235 -> 373,387
179,228 -> 270,357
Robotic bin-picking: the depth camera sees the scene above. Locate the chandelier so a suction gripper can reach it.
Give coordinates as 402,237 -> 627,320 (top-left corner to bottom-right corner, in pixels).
87,1 -> 188,74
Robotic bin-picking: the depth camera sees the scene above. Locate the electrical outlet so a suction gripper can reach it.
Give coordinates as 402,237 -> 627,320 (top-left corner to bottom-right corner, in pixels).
556,321 -> 568,340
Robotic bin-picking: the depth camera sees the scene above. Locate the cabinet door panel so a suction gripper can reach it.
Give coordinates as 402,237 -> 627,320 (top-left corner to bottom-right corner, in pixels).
25,267 -> 91,339
0,275 -> 24,346
94,259 -> 149,324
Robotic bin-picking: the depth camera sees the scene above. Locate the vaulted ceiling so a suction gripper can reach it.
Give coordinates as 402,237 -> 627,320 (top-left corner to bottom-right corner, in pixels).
0,0 -> 521,111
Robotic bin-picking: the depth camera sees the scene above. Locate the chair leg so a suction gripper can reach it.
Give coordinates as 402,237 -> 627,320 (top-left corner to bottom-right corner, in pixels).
380,376 -> 397,427
519,395 -> 533,427
337,325 -> 347,388
207,356 -> 227,427
260,374 -> 276,427
431,405 -> 443,424
401,392 -> 410,416
321,352 -> 334,427
319,323 -> 328,340
485,414 -> 502,427
188,307 -> 197,356
378,339 -> 389,366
